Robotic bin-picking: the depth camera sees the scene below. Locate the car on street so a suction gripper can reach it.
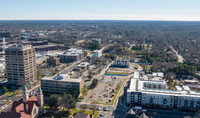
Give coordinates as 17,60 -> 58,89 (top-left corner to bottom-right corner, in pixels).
103,107 -> 109,111
110,94 -> 114,98
99,113 -> 104,117
97,107 -> 101,110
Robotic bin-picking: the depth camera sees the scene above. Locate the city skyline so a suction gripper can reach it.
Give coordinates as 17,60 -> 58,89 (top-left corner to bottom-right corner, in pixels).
1,0 -> 200,21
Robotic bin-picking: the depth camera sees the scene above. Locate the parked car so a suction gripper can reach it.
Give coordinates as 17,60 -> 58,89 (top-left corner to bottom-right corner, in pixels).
110,94 -> 114,98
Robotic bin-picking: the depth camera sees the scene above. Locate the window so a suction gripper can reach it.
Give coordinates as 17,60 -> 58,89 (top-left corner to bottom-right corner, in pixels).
33,108 -> 37,115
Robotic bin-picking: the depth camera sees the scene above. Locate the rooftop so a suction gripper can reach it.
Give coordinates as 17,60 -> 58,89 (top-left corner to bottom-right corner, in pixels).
6,44 -> 33,51
128,71 -> 200,98
42,74 -> 82,83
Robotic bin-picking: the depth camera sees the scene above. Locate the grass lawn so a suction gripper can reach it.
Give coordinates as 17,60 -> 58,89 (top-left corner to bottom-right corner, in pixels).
107,72 -> 128,75
98,98 -> 103,101
69,109 -> 99,118
44,105 -> 50,110
5,90 -> 21,96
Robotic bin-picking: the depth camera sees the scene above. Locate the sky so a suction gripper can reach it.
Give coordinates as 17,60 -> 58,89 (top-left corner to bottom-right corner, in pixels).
0,0 -> 200,21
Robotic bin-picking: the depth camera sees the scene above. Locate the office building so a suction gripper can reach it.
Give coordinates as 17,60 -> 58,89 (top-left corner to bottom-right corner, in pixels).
127,71 -> 200,111
59,48 -> 83,63
41,74 -> 83,95
5,45 -> 37,86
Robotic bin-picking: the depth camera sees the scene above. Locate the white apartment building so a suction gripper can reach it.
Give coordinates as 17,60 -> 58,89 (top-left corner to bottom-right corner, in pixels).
112,59 -> 130,68
92,50 -> 102,58
5,45 -> 37,86
41,74 -> 83,95
127,71 -> 200,111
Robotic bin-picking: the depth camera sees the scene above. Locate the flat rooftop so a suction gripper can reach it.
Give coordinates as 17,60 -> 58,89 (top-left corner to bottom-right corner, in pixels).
42,74 -> 82,83
128,71 -> 200,98
6,44 -> 33,51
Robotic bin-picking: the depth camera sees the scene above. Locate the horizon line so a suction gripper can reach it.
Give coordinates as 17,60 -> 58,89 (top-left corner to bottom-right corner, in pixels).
0,19 -> 200,22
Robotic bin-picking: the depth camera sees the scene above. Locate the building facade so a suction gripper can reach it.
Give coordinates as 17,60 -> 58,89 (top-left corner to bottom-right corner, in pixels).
92,50 -> 102,58
59,48 -> 83,63
112,59 -> 130,68
5,45 -> 37,86
47,56 -> 60,66
41,74 -> 83,96
127,71 -> 200,111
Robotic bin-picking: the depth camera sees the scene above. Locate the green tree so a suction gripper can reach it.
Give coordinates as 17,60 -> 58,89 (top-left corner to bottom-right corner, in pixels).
2,87 -> 8,93
105,54 -> 117,60
37,67 -> 43,82
82,85 -> 88,96
91,79 -> 98,88
59,93 -> 76,111
88,42 -> 100,50
64,42 -> 70,49
48,94 -> 60,110
88,71 -> 93,79
68,87 -> 78,98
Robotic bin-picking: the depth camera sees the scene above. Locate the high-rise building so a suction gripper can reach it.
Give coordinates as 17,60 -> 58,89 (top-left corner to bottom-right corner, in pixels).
5,44 -> 37,86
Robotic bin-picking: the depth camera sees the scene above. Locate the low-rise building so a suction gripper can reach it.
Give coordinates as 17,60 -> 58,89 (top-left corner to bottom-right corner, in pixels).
183,80 -> 199,85
34,43 -> 67,51
41,74 -> 83,96
92,50 -> 102,58
127,71 -> 200,111
59,48 -> 83,63
91,38 -> 101,44
112,59 -> 130,68
47,56 -> 60,66
77,62 -> 89,69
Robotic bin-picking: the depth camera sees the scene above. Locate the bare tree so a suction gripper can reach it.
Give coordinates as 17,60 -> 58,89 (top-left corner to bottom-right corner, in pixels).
79,104 -> 88,112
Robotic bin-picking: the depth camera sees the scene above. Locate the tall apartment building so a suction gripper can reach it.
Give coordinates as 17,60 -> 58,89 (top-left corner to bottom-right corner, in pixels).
5,45 -> 37,86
